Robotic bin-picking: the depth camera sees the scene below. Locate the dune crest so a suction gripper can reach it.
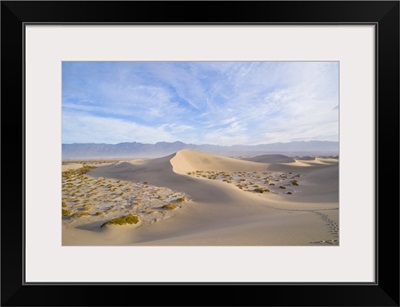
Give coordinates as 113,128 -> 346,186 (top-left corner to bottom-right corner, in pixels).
170,149 -> 268,174
63,149 -> 339,246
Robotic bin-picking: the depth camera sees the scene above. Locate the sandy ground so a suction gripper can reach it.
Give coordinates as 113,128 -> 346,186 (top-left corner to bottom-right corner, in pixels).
62,149 -> 339,246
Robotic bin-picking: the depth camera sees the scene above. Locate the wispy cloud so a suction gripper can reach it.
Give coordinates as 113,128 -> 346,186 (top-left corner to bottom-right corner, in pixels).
62,61 -> 338,145
62,111 -> 176,144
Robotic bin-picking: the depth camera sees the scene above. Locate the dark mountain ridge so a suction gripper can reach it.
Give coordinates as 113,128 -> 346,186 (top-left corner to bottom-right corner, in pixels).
62,140 -> 339,159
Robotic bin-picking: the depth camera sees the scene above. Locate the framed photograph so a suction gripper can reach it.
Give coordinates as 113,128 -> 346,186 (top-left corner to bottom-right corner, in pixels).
1,1 -> 399,306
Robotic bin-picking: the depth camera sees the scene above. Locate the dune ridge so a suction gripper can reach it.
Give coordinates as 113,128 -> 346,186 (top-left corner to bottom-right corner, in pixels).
170,149 -> 270,174
63,149 -> 339,246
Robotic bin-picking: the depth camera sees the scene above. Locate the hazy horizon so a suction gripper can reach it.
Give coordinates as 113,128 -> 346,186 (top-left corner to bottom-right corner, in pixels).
63,61 -> 339,145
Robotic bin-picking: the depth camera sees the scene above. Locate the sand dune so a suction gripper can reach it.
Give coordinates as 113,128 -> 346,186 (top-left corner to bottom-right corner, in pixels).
62,163 -> 83,172
63,149 -> 339,246
245,154 -> 296,164
170,149 -> 269,174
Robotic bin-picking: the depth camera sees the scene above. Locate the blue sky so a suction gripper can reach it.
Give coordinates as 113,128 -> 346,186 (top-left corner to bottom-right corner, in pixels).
62,61 -> 338,145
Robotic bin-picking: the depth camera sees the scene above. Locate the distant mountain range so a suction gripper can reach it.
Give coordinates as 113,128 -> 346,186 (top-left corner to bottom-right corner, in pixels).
62,141 -> 339,159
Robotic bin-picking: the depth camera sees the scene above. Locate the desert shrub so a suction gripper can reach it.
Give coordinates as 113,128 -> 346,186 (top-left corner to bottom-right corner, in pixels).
72,212 -> 91,218
291,180 -> 299,186
279,186 -> 286,189
269,183 -> 275,186
253,188 -> 270,193
62,209 -> 71,216
62,201 -> 67,208
101,214 -> 139,227
94,211 -> 103,216
253,188 -> 264,193
161,203 -> 178,210
286,192 -> 293,195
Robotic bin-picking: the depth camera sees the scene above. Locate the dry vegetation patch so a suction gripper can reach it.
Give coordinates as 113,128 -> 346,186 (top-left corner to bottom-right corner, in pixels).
101,214 -> 139,227
62,162 -> 191,230
187,170 -> 302,196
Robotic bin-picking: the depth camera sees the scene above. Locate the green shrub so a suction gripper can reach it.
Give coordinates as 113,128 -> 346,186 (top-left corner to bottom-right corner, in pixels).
176,197 -> 186,203
161,203 -> 177,210
62,209 -> 71,216
101,214 -> 139,227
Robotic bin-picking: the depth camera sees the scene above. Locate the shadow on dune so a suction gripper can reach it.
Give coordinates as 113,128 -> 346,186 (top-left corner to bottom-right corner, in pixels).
89,153 -> 249,203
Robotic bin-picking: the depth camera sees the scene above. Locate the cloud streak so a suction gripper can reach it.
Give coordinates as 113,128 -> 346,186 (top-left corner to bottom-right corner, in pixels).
62,61 -> 339,145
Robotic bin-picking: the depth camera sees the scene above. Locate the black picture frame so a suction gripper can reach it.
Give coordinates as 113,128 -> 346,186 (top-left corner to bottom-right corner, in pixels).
1,1 -> 399,306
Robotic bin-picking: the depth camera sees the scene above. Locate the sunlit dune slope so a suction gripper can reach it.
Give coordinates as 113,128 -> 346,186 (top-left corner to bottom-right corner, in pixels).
170,149 -> 269,174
